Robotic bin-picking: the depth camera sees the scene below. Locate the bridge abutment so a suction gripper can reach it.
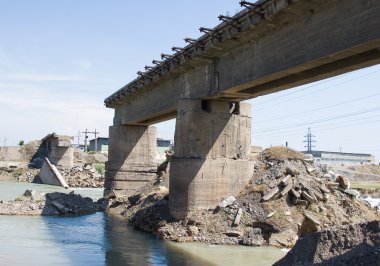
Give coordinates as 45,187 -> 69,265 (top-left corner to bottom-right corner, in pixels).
104,125 -> 157,196
169,99 -> 254,219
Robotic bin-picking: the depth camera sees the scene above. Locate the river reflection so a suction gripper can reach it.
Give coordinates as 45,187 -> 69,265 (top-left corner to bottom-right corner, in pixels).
0,181 -> 285,265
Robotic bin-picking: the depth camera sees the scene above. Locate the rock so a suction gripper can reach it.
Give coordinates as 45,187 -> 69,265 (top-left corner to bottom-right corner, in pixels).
301,191 -> 317,203
306,167 -> 316,174
23,189 -> 37,200
336,175 -> 350,189
280,175 -> 291,185
97,198 -> 110,210
342,189 -> 360,198
284,210 -> 291,216
303,154 -> 314,163
233,208 -> 243,226
51,201 -> 66,213
274,221 -> 380,266
263,187 -> 279,201
267,211 -> 276,218
319,185 -> 330,194
187,225 -> 199,236
304,211 -> 320,226
218,196 -> 236,208
224,231 -> 242,237
269,229 -> 298,247
242,228 -> 264,246
128,194 -> 142,205
84,164 -> 92,170
290,188 -> 301,198
281,183 -> 293,197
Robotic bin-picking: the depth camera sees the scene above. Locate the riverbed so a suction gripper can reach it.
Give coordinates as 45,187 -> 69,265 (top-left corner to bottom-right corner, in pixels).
0,181 -> 286,265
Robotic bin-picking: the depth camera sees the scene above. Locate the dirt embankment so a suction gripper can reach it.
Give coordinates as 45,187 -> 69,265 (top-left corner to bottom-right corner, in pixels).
274,220 -> 380,266
109,147 -> 380,247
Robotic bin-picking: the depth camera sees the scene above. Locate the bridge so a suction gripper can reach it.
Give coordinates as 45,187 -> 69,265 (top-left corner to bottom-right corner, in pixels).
104,0 -> 380,219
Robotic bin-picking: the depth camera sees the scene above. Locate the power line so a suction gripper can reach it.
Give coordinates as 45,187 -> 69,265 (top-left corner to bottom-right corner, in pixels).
254,114 -> 380,138
255,106 -> 380,133
255,118 -> 380,139
255,92 -> 380,124
253,68 -> 380,112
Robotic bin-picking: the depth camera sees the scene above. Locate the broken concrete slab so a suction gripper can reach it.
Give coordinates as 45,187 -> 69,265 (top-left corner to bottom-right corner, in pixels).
281,183 -> 293,197
233,208 -> 243,226
263,187 -> 279,201
301,191 -> 316,203
290,188 -> 301,198
304,211 -> 321,226
218,196 -> 236,208
38,158 -> 69,188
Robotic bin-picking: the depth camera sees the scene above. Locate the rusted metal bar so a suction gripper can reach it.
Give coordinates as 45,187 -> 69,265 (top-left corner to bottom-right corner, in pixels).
240,1 -> 265,16
218,15 -> 242,31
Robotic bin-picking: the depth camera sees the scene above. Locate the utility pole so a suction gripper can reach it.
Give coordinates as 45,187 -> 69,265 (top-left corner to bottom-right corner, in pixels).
303,127 -> 316,154
82,129 -> 89,152
83,129 -> 100,153
75,131 -> 81,148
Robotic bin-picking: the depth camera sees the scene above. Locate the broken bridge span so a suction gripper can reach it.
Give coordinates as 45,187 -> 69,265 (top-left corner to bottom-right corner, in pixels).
104,0 -> 380,219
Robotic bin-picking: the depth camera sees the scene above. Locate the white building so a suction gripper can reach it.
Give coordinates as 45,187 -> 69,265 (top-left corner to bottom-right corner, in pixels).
304,150 -> 375,166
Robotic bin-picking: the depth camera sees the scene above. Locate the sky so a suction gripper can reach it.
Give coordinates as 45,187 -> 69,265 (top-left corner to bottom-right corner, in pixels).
0,1 -> 379,163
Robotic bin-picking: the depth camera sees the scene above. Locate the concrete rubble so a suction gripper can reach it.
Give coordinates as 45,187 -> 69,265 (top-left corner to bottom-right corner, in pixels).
274,220 -> 380,266
0,189 -> 108,216
108,147 -> 380,247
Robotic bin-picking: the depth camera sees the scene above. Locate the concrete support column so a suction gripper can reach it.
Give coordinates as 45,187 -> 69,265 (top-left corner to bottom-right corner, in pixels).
169,99 -> 254,219
104,125 -> 157,196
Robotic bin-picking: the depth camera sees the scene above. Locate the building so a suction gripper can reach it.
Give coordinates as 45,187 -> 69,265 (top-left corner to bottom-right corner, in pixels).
88,138 -> 109,154
156,138 -> 173,162
87,137 -> 173,160
303,150 -> 375,166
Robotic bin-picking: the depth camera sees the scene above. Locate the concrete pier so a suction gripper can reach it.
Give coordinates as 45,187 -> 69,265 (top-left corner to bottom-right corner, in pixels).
169,99 -> 254,219
104,125 -> 157,196
104,0 -> 380,218
42,133 -> 74,170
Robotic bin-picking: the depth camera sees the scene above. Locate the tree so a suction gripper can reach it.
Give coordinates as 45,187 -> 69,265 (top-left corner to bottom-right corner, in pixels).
18,140 -> 25,146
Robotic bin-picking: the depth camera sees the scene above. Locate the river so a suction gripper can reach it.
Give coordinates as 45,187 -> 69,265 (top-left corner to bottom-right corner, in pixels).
0,181 -> 286,265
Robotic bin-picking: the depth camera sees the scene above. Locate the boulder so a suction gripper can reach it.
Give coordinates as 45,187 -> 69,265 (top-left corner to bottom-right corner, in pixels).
187,225 -> 199,236
242,228 -> 264,246
336,175 -> 350,189
269,229 -> 298,247
218,196 -> 236,208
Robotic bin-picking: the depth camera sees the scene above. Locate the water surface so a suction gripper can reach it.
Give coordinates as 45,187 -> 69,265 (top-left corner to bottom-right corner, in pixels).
0,181 -> 286,265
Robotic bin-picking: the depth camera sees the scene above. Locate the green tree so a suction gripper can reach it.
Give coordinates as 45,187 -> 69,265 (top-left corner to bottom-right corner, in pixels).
18,140 -> 25,146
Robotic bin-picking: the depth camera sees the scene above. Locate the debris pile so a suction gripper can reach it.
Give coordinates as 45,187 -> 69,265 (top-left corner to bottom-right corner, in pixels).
109,147 -> 380,247
56,164 -> 104,188
274,220 -> 380,266
0,189 -> 107,216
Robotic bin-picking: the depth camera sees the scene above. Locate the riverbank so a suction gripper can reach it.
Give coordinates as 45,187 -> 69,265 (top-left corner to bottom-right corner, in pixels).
0,189 -> 107,216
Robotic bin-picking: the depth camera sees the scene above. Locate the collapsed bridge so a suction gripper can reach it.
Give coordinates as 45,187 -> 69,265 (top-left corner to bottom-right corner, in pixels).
104,0 -> 380,219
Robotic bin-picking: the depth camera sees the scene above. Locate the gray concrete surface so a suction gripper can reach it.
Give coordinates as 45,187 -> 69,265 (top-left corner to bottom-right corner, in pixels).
105,0 -> 380,217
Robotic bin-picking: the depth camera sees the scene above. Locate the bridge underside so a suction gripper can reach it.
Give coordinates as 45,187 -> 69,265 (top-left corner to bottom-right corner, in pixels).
105,0 -> 380,219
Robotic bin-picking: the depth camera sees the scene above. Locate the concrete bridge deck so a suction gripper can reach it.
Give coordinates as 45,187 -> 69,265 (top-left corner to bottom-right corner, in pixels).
104,0 -> 380,218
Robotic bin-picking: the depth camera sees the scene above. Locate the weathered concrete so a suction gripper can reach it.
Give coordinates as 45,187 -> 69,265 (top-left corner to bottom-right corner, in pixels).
169,100 -> 254,219
38,158 -> 69,188
42,133 -> 74,170
104,125 -> 157,196
107,0 -> 380,126
105,0 -> 380,218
